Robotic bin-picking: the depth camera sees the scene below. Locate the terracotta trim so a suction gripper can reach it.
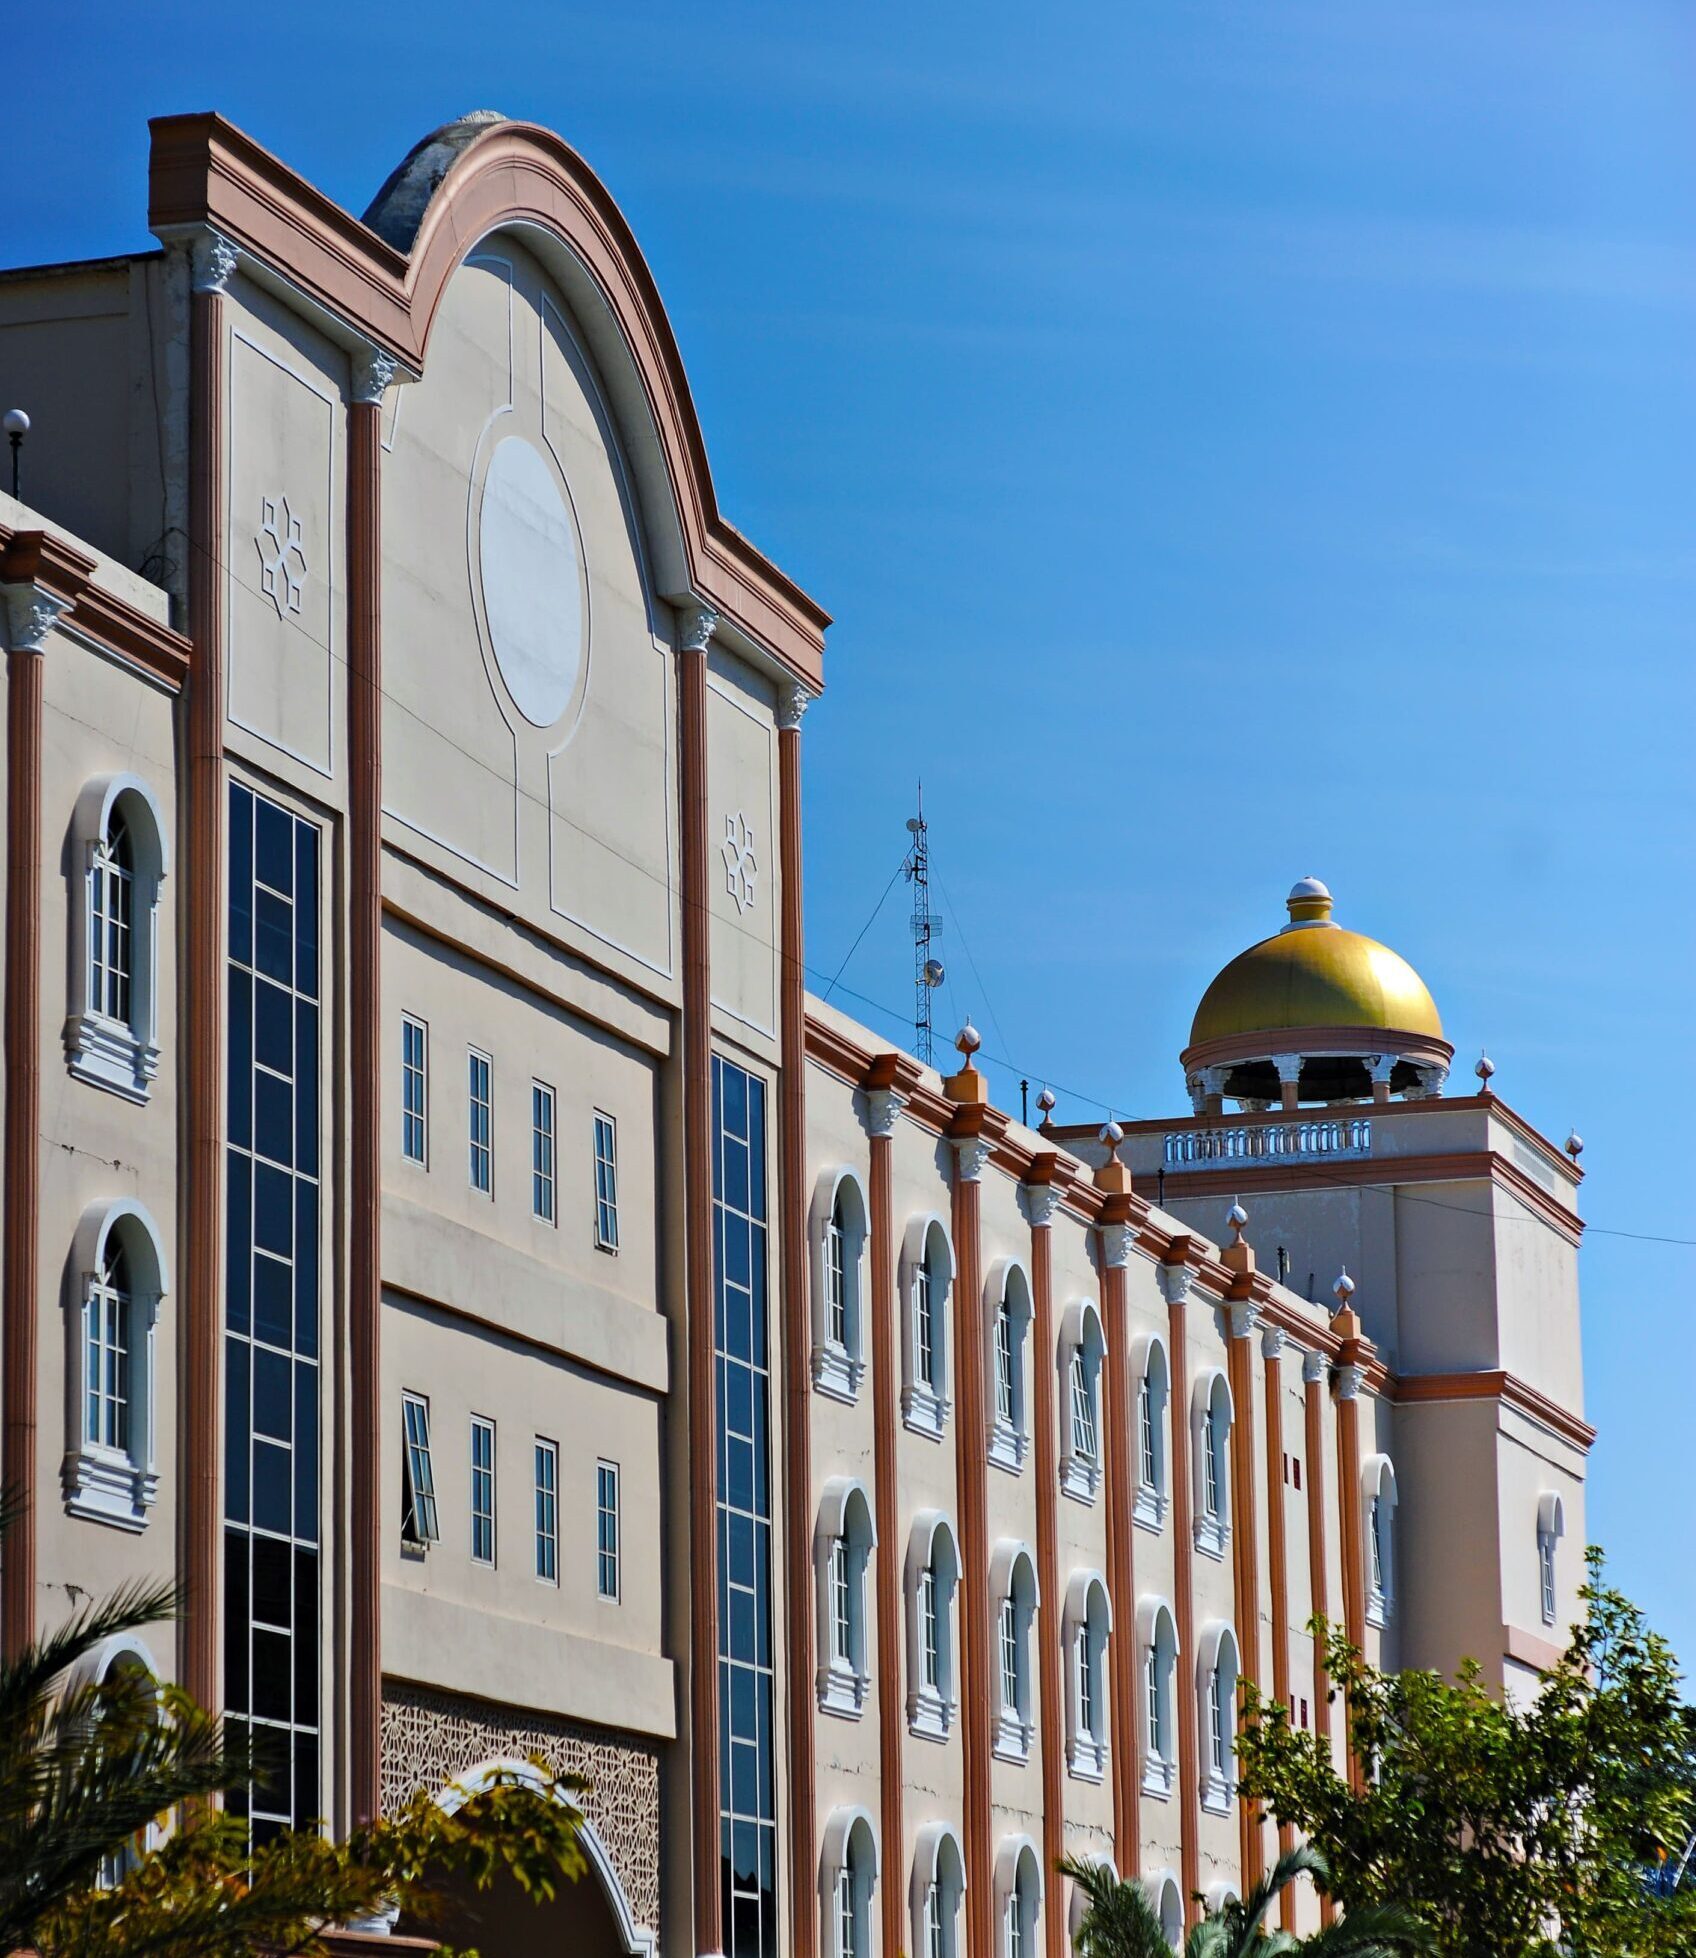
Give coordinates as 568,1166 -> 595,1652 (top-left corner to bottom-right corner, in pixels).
1335,1383 -> 1365,1794
1166,1286 -> 1201,1928
1503,1624 -> 1566,1674
1026,1175 -> 1066,1958
0,600 -> 45,1657
869,1116 -> 904,1958
1262,1344 -> 1293,1929
1100,1234 -> 1139,1874
1394,1369 -> 1595,1451
0,524 -> 190,692
1302,1368 -> 1334,1923
777,720 -> 814,1958
1227,1321 -> 1263,1890
677,635 -> 719,1956
346,398 -> 382,1825
950,1128 -> 992,1956
181,284 -> 227,1711
1140,1151 -> 1582,1247
1179,1025 -> 1453,1076
146,114 -> 829,687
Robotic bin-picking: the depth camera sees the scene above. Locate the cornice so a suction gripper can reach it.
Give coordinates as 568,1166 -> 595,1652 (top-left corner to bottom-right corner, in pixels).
1393,1368 -> 1595,1452
0,526 -> 190,690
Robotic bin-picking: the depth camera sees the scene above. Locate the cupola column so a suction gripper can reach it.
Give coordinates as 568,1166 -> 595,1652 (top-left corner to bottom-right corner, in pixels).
1272,1053 -> 1303,1112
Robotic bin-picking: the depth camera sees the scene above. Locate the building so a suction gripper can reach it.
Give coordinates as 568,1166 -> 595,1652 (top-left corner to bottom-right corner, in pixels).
0,109 -> 1589,1958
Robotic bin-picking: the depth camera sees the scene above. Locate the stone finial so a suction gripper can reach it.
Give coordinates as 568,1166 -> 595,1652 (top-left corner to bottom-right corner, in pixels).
1475,1050 -> 1495,1092
1035,1085 -> 1057,1124
1220,1198 -> 1255,1286
942,1022 -> 987,1106
1333,1266 -> 1355,1307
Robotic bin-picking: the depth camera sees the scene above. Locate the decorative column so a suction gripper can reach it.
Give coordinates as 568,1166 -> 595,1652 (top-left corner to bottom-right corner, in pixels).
865,1064 -> 908,1958
943,1031 -> 992,1958
1261,1324 -> 1294,1929
677,603 -> 721,1958
1368,1056 -> 1395,1106
1272,1054 -> 1302,1113
777,678 -> 815,1958
1221,1213 -> 1265,1892
1302,1347 -> 1336,1925
183,228 -> 238,1711
1094,1129 -> 1140,1874
1159,1260 -> 1202,1930
1331,1281 -> 1370,1797
347,344 -> 396,1827
0,543 -> 79,1657
1024,1160 -> 1068,1958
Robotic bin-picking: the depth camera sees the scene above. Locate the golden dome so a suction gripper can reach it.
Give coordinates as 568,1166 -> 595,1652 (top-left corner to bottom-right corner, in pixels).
1190,879 -> 1444,1048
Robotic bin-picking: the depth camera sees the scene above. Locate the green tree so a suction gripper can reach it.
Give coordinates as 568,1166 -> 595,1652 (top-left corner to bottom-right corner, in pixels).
0,1574 -> 587,1957
1236,1551 -> 1696,1958
1061,1842 -> 1429,1956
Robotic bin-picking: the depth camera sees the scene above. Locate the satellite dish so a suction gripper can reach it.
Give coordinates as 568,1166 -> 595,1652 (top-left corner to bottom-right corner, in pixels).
923,958 -> 945,988
906,817 -> 922,833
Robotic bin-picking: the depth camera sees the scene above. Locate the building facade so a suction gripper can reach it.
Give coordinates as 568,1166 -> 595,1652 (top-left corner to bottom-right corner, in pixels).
0,110 -> 1589,1958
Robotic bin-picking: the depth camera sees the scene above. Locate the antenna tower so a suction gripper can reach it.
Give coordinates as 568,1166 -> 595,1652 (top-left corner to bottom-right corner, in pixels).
904,787 -> 944,1064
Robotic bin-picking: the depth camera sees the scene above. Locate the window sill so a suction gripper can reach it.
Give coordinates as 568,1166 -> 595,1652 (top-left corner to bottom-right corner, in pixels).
62,1445 -> 156,1532
64,1013 -> 158,1105
811,1343 -> 865,1404
1066,1734 -> 1108,1783
907,1685 -> 956,1743
987,1420 -> 1027,1475
902,1384 -> 950,1440
818,1660 -> 870,1720
1141,1755 -> 1176,1800
1194,1518 -> 1229,1560
1366,1593 -> 1391,1630
1133,1487 -> 1168,1532
1200,1776 -> 1235,1816
1059,1456 -> 1100,1505
993,1707 -> 1035,1763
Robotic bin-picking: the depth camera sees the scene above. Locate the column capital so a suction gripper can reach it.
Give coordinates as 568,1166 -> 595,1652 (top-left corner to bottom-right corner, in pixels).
350,344 -> 404,406
952,1132 -> 993,1183
1022,1180 -> 1064,1229
1367,1053 -> 1397,1084
190,228 -> 240,295
1334,1362 -> 1365,1402
1271,1051 -> 1304,1084
860,1086 -> 906,1140
775,678 -> 814,732
1098,1220 -> 1135,1269
1260,1321 -> 1288,1361
1228,1298 -> 1263,1341
1,585 -> 71,655
1159,1262 -> 1201,1308
1301,1348 -> 1329,1387
678,603 -> 719,655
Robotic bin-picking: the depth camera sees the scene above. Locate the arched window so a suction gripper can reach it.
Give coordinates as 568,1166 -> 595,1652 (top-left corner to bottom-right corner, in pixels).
1057,1299 -> 1106,1502
907,1511 -> 961,1741
811,1169 -> 869,1401
1133,1333 -> 1171,1528
816,1477 -> 877,1718
1192,1369 -> 1233,1559
1145,1870 -> 1183,1950
66,775 -> 169,1102
990,1542 -> 1039,1762
1064,1569 -> 1112,1781
985,1258 -> 1033,1473
1067,1853 -> 1117,1946
821,1805 -> 878,1958
901,1214 -> 955,1439
64,1200 -> 168,1530
1197,1622 -> 1240,1814
912,1822 -> 966,1958
63,1632 -> 164,1885
1137,1595 -> 1179,1798
1537,1491 -> 1565,1627
1363,1455 -> 1398,1628
994,1836 -> 1042,1958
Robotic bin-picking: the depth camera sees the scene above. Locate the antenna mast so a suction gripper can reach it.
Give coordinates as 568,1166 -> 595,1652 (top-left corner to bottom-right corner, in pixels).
904,787 -> 944,1064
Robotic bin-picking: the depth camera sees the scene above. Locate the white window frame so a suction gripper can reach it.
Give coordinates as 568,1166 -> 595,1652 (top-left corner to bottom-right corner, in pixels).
990,1541 -> 1039,1762
468,1047 -> 493,1196
63,1200 -> 167,1532
816,1476 -> 876,1718
900,1213 -> 955,1439
905,1510 -> 960,1741
810,1168 -> 869,1402
592,1110 -> 620,1252
820,1805 -> 878,1958
533,1437 -> 559,1584
911,1823 -> 965,1958
1197,1621 -> 1240,1814
1137,1595 -> 1180,1798
469,1414 -> 495,1566
985,1257 -> 1033,1474
1144,1871 -> 1183,1951
531,1079 -> 556,1224
1063,1568 -> 1112,1781
1057,1299 -> 1105,1503
1537,1491 -> 1565,1627
401,1014 -> 428,1166
994,1836 -> 1042,1958
1192,1368 -> 1233,1559
597,1458 -> 620,1601
65,775 -> 168,1104
1363,1454 -> 1398,1629
1133,1332 -> 1171,1529
401,1392 -> 440,1546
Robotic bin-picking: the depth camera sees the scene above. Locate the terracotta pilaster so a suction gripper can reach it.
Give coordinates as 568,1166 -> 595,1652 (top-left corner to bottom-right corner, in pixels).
1261,1327 -> 1294,1927
1221,1224 -> 1265,1892
1094,1136 -> 1140,1875
1025,1158 -> 1068,1958
1161,1255 -> 1202,1930
1332,1307 -> 1370,1797
1302,1347 -> 1336,1924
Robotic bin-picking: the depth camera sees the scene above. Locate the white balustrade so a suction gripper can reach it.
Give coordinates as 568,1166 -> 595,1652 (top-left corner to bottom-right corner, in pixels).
1163,1119 -> 1372,1168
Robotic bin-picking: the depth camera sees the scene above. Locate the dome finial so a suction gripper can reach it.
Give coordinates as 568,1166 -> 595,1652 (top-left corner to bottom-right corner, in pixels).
1475,1049 -> 1495,1092
1284,876 -> 1334,930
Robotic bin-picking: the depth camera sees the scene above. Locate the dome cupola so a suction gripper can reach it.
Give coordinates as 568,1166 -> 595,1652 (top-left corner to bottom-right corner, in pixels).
1182,880 -> 1452,1113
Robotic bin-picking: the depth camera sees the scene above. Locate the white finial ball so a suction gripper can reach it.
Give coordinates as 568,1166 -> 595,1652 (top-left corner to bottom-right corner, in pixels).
1333,1266 -> 1356,1303
1099,1119 -> 1124,1149
1475,1051 -> 1495,1085
956,1021 -> 981,1058
1227,1201 -> 1249,1232
2,408 -> 29,439
1565,1129 -> 1584,1160
1035,1086 -> 1056,1116
1288,874 -> 1330,902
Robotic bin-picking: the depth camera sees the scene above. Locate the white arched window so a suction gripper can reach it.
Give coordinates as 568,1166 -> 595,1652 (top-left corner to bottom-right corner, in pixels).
994,1836 -> 1042,1958
1057,1299 -> 1105,1502
821,1805 -> 878,1958
1538,1491 -> 1565,1627
1192,1368 -> 1233,1559
64,1631 -> 164,1884
1145,1870 -> 1183,1949
1363,1455 -> 1398,1628
1067,1853 -> 1117,1945
985,1258 -> 1033,1473
907,1511 -> 961,1741
817,1477 -> 877,1718
66,775 -> 169,1102
1137,1594 -> 1179,1798
1133,1332 -> 1171,1528
901,1213 -> 955,1439
811,1168 -> 869,1401
990,1541 -> 1039,1762
64,1200 -> 168,1530
1064,1568 -> 1112,1781
912,1822 -> 966,1958
1197,1622 -> 1240,1814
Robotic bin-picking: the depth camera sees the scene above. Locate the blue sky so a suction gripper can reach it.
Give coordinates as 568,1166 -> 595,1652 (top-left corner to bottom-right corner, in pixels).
11,3 -> 1695,1670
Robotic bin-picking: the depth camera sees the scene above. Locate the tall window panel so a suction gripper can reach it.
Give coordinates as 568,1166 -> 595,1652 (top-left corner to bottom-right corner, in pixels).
470,1417 -> 495,1566
593,1111 -> 619,1252
401,1016 -> 427,1165
534,1439 -> 559,1584
224,784 -> 321,1842
714,1057 -> 774,1957
532,1082 -> 556,1223
597,1459 -> 620,1600
468,1050 -> 492,1194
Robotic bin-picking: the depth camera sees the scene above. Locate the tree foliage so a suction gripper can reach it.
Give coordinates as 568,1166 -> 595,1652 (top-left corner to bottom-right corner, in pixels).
1236,1551 -> 1696,1958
